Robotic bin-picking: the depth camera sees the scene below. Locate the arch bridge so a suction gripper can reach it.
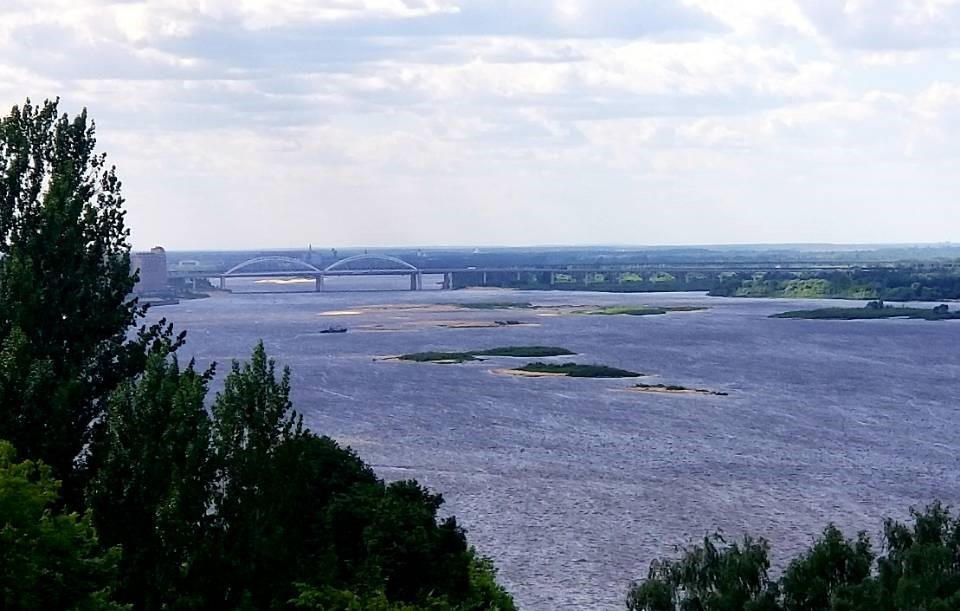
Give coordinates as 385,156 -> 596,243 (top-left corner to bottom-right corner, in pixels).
215,254 -> 423,291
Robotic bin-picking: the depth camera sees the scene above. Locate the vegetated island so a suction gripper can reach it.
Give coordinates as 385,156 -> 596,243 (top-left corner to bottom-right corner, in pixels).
505,362 -> 643,378
628,383 -> 728,396
580,305 -> 707,316
398,346 -> 575,364
710,267 -> 960,301
772,301 -> 960,321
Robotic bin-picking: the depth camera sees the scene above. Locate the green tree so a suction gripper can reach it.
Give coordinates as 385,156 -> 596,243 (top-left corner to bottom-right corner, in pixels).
626,533 -> 779,611
874,502 -> 960,611
207,341 -> 305,607
85,354 -> 215,610
0,98 -> 181,502
0,439 -> 125,610
780,525 -> 874,611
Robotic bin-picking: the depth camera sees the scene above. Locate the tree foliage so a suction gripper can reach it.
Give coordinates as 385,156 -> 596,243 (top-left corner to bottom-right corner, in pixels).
627,504 -> 960,611
83,343 -> 513,610
0,440 -> 124,610
86,355 -> 214,609
0,98 -> 181,502
0,99 -> 514,609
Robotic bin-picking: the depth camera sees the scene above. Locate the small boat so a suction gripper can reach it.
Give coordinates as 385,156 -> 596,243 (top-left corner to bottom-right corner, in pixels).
320,326 -> 348,334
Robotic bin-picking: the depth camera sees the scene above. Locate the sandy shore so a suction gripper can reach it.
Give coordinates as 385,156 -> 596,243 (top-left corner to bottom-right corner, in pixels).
623,385 -> 727,396
439,321 -> 539,329
492,368 -> 568,378
256,278 -> 314,285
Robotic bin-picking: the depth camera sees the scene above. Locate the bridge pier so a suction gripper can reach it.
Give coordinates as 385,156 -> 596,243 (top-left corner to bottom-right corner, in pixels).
219,276 -> 225,290
409,272 -> 422,291
315,274 -> 324,292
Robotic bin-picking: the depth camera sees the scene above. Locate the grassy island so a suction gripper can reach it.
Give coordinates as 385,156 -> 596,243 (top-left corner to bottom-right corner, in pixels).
398,346 -> 575,363
629,383 -> 728,396
772,301 -> 960,321
512,362 -> 642,378
581,306 -> 706,316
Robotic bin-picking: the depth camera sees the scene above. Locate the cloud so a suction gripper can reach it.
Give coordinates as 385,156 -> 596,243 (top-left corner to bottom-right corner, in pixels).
798,0 -> 960,49
1,0 -> 959,248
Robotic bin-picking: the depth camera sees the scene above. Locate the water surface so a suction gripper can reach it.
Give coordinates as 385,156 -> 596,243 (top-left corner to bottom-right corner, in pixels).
151,285 -> 960,610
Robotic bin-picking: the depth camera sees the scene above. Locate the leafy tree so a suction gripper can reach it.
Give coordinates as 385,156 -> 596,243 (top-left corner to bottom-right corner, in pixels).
626,532 -> 779,611
779,525 -> 874,611
0,98 -> 181,502
627,504 -> 960,611
205,341 -> 304,607
874,502 -> 960,610
0,439 -> 125,610
85,354 -> 215,610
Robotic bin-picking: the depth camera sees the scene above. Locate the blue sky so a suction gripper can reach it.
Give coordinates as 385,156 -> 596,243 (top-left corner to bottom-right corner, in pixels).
2,0 -> 959,249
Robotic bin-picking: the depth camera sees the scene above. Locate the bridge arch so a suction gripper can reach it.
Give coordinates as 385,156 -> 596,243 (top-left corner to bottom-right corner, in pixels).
323,254 -> 418,273
224,256 -> 322,275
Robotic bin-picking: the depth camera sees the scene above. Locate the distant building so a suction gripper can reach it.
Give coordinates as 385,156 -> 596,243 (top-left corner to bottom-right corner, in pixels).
131,246 -> 168,293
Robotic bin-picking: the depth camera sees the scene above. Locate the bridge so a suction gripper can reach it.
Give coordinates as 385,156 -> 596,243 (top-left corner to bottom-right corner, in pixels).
168,254 -> 909,292
172,254 -> 425,291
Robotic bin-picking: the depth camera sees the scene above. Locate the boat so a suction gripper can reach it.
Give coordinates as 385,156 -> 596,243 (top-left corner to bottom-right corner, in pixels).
319,326 -> 348,334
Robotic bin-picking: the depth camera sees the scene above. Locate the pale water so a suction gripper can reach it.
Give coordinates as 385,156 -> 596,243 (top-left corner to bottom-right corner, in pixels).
149,282 -> 960,610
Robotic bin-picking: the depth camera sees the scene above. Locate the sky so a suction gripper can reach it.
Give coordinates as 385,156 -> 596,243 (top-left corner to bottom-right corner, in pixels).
2,0 -> 960,249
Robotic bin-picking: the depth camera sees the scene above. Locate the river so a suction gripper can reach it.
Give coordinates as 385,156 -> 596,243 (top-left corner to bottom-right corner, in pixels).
148,281 -> 960,610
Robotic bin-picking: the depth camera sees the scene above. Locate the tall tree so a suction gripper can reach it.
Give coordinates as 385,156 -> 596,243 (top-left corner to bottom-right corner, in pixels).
207,341 -> 304,608
86,354 -> 215,610
626,533 -> 780,611
779,525 -> 874,611
0,98 -> 180,501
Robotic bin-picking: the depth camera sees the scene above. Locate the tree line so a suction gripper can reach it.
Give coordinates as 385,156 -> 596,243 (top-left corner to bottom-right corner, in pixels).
710,269 -> 960,301
627,503 -> 960,610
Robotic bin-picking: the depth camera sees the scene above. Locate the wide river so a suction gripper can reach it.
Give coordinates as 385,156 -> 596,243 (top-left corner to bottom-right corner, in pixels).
149,280 -> 960,610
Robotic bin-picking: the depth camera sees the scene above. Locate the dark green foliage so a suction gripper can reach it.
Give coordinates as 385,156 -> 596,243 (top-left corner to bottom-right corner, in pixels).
0,98 -> 181,501
626,533 -> 777,611
514,362 -> 642,378
627,504 -> 960,611
125,342 -> 512,610
0,440 -> 125,610
398,346 -> 574,363
85,355 -> 214,610
771,305 -> 960,320
206,341 -> 305,608
779,525 -> 874,611
873,502 -> 960,611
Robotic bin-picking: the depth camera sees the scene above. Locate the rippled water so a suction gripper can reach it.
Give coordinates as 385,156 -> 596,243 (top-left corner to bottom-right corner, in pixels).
150,282 -> 960,611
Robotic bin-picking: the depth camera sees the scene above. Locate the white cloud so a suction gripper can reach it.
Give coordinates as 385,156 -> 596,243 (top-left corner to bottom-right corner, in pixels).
799,0 -> 960,49
1,0 -> 958,247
